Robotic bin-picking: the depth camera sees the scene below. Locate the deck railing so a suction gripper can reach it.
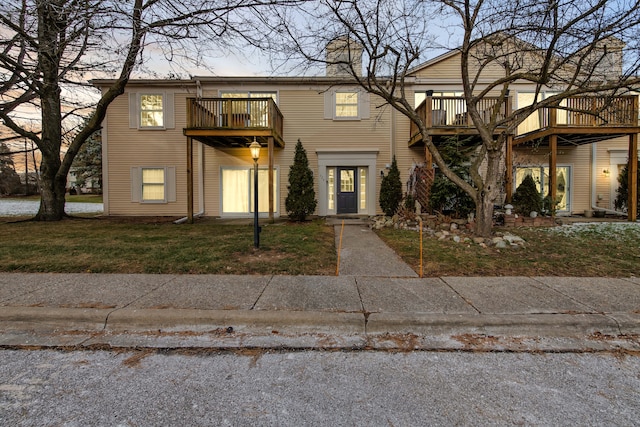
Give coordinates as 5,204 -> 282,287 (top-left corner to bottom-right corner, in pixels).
410,95 -> 509,139
186,98 -> 284,137
537,95 -> 639,128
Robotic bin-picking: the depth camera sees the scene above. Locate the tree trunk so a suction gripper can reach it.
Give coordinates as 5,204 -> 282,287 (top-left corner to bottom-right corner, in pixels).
35,155 -> 67,221
473,148 -> 504,237
33,1 -> 66,221
475,193 -> 494,237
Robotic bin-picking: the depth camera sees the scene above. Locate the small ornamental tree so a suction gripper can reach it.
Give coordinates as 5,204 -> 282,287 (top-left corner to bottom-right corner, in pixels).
379,156 -> 402,216
286,139 -> 317,221
512,175 -> 543,215
614,161 -> 640,218
0,142 -> 22,195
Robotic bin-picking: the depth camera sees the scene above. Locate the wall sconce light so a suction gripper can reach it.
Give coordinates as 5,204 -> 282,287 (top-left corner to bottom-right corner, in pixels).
602,168 -> 610,177
380,170 -> 385,178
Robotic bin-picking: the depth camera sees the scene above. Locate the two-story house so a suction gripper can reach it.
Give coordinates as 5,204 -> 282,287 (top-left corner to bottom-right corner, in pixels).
93,39 -> 639,221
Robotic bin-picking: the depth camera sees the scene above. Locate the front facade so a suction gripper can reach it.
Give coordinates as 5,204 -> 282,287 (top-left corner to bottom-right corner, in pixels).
95,44 -> 639,220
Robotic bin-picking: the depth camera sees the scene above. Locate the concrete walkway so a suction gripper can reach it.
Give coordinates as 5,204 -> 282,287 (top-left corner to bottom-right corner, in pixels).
335,224 -> 417,277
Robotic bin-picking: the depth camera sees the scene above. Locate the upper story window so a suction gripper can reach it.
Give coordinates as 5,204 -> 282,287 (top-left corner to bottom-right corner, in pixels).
128,92 -> 174,130
335,92 -> 359,118
140,95 -> 164,127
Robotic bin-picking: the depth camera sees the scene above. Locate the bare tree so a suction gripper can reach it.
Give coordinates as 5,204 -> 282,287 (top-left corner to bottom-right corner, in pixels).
0,0 -> 296,221
263,0 -> 640,236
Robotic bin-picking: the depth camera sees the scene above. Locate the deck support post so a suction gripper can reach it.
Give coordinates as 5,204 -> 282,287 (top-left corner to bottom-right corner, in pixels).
505,135 -> 513,203
268,136 -> 274,223
187,137 -> 194,224
629,133 -> 638,221
549,135 -> 557,217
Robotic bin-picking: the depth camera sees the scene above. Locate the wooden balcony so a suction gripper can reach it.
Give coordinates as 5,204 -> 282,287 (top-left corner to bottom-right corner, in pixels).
513,95 -> 640,146
184,98 -> 285,148
409,96 -> 511,147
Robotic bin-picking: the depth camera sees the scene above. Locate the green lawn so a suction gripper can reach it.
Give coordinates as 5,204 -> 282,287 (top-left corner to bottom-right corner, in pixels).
0,217 -> 336,275
1,215 -> 638,276
377,223 -> 640,277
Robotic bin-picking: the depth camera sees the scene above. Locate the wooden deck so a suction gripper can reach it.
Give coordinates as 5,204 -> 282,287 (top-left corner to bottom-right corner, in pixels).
513,95 -> 640,146
183,98 -> 285,148
408,95 -> 511,147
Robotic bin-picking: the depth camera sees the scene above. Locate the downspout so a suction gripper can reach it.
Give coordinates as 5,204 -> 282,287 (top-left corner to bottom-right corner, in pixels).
591,142 -> 625,215
175,141 -> 205,224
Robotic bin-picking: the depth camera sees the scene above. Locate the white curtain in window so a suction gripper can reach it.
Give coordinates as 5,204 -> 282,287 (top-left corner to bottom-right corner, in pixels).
222,169 -> 249,213
251,169 -> 274,212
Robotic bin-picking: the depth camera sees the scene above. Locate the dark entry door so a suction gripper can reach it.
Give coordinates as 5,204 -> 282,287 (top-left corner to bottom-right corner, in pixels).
337,167 -> 358,214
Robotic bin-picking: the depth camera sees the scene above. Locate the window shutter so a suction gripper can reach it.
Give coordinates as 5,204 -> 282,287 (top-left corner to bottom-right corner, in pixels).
166,166 -> 177,202
164,92 -> 175,129
129,93 -> 138,128
359,91 -> 370,120
130,167 -> 141,202
323,91 -> 334,119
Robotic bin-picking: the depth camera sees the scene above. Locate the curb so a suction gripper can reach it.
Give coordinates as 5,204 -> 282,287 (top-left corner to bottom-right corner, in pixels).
366,313 -> 628,337
105,308 -> 366,335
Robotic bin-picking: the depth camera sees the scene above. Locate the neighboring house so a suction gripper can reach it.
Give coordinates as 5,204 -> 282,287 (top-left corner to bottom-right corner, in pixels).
93,39 -> 639,220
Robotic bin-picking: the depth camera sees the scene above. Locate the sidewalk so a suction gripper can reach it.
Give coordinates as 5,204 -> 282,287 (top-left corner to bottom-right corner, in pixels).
2,273 -> 639,351
1,225 -> 639,352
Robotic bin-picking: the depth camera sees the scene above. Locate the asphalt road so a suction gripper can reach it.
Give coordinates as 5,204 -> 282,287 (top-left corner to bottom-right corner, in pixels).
1,349 -> 638,426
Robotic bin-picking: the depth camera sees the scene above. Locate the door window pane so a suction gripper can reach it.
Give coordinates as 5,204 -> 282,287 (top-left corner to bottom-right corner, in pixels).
328,168 -> 335,210
359,168 -> 367,210
340,169 -> 355,192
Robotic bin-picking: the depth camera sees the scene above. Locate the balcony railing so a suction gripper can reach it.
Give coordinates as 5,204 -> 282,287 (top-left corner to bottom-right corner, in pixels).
410,95 -> 509,142
186,97 -> 284,138
537,95 -> 639,128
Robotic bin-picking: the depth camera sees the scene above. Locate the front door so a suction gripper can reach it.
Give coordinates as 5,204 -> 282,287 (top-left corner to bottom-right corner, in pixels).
337,167 -> 358,214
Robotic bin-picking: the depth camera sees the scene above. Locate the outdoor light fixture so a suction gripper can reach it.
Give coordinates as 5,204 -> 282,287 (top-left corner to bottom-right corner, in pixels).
602,168 -> 610,177
249,137 -> 261,248
250,138 -> 261,163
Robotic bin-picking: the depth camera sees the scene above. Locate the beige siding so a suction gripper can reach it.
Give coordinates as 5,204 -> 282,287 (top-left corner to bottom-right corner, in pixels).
197,86 -> 397,216
595,136 -> 635,211
105,91 -> 197,216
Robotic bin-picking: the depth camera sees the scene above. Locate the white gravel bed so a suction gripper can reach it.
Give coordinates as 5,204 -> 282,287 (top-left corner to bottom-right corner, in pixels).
546,221 -> 640,238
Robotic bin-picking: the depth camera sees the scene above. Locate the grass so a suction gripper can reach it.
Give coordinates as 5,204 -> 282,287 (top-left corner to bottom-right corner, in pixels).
0,217 -> 336,275
1,215 -> 639,277
376,223 -> 640,277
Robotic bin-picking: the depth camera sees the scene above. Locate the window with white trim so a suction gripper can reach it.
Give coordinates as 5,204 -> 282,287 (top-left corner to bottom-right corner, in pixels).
335,91 -> 359,118
324,89 -> 369,121
142,168 -> 166,201
130,166 -> 176,204
140,94 -> 164,127
129,92 -> 174,129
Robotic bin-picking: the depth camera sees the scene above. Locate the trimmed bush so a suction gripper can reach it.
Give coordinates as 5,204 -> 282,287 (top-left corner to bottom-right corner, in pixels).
379,156 -> 403,216
285,139 -> 317,221
614,160 -> 640,218
512,174 -> 543,215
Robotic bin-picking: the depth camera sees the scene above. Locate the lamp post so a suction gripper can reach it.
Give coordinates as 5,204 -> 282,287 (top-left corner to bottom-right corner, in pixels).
249,138 -> 261,248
